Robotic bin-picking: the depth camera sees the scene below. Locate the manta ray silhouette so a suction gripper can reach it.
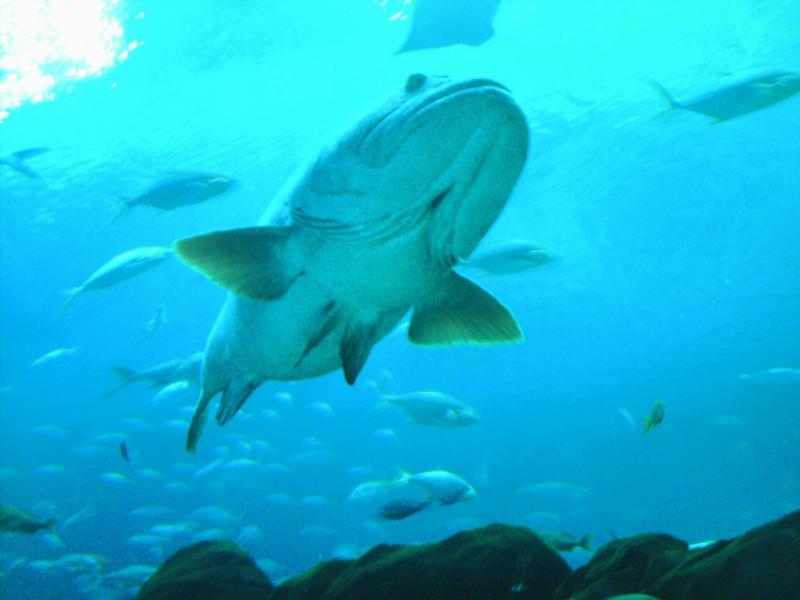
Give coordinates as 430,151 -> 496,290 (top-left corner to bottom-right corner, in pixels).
398,0 -> 504,53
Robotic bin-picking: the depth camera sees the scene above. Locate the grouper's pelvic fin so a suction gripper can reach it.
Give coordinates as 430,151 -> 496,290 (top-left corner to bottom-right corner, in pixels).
173,226 -> 302,300
408,272 -> 522,345
186,389 -> 215,453
340,316 -> 379,385
216,379 -> 258,426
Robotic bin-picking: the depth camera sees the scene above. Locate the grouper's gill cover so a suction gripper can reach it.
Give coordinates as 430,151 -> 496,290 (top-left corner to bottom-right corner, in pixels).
175,73 -> 529,451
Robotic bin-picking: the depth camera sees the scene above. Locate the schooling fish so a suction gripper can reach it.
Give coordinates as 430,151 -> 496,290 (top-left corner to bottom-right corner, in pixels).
119,441 -> 130,462
651,70 -> 800,121
644,399 -> 665,435
101,352 -> 203,399
398,0 -> 503,53
0,146 -> 49,179
62,246 -> 171,312
538,531 -> 591,553
377,498 -> 431,521
382,390 -> 478,427
110,172 -> 237,222
176,73 -> 528,451
30,347 -> 79,367
460,240 -> 556,275
0,505 -> 56,534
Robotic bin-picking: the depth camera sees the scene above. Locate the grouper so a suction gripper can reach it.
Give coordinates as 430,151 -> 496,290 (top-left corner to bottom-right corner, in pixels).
176,73 -> 529,451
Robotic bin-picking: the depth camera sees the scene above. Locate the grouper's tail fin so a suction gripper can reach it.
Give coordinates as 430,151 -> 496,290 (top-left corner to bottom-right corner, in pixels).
649,79 -> 682,110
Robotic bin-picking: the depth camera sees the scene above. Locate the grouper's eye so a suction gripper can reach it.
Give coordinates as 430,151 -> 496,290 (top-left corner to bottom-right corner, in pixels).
406,73 -> 427,93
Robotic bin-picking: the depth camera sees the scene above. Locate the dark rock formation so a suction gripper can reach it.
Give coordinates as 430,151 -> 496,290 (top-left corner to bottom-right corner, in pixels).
134,540 -> 273,600
272,524 -> 570,600
555,509 -> 800,600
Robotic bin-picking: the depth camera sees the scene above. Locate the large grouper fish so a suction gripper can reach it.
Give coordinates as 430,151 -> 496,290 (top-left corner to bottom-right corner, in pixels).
175,73 -> 529,451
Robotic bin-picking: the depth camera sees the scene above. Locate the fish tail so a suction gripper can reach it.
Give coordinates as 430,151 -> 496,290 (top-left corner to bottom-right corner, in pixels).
44,518 -> 57,530
99,368 -> 137,399
59,287 -> 82,313
643,415 -> 653,435
8,158 -> 40,179
390,468 -> 412,488
579,534 -> 592,551
649,79 -> 682,110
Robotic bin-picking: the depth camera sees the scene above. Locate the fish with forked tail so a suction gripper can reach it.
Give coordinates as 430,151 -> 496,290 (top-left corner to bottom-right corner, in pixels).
651,70 -> 800,121
109,172 -> 237,223
62,246 -> 171,312
175,73 -> 529,452
0,147 -> 49,179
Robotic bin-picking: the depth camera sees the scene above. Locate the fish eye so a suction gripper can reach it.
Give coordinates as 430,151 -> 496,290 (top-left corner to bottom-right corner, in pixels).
406,73 -> 427,93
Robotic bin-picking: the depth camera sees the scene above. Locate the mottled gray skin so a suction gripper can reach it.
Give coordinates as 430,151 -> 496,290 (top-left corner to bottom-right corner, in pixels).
0,506 -> 55,534
654,70 -> 800,121
186,73 -> 528,450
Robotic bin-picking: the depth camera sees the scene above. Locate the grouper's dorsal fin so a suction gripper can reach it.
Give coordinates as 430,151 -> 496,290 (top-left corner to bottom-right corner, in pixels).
340,317 -> 379,385
174,226 -> 302,300
408,272 -> 522,345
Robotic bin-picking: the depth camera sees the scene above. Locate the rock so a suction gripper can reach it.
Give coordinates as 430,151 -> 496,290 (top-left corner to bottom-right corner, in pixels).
554,533 -> 687,599
272,523 -> 570,600
555,509 -> 800,600
652,509 -> 800,600
134,540 -> 273,600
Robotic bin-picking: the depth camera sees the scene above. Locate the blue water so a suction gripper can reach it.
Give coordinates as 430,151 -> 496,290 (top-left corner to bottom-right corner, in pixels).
1,1 -> 799,598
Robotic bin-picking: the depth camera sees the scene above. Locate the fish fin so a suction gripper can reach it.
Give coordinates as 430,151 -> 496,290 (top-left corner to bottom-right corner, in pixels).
216,379 -> 260,426
13,147 -> 49,160
104,198 -> 132,228
408,272 -> 522,345
174,226 -> 302,300
111,367 -> 136,381
339,317 -> 379,385
186,389 -> 216,453
643,416 -> 653,435
649,79 -> 682,110
7,158 -> 40,179
59,287 -> 82,313
295,302 -> 340,367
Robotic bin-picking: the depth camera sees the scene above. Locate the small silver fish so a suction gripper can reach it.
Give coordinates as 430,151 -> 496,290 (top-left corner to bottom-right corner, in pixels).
652,70 -> 800,121
461,240 -> 556,275
30,347 -> 79,367
111,172 -> 237,222
62,246 -> 171,311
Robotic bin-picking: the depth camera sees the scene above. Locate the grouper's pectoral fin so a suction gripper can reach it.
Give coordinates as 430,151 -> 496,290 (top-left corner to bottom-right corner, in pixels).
408,272 -> 523,345
340,317 -> 379,385
174,226 -> 302,300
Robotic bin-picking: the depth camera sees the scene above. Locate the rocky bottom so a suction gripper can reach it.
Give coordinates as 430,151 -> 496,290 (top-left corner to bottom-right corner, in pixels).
134,509 -> 800,600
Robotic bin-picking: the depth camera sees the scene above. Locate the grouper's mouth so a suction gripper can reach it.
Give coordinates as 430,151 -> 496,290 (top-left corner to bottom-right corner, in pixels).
358,76 -> 514,166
